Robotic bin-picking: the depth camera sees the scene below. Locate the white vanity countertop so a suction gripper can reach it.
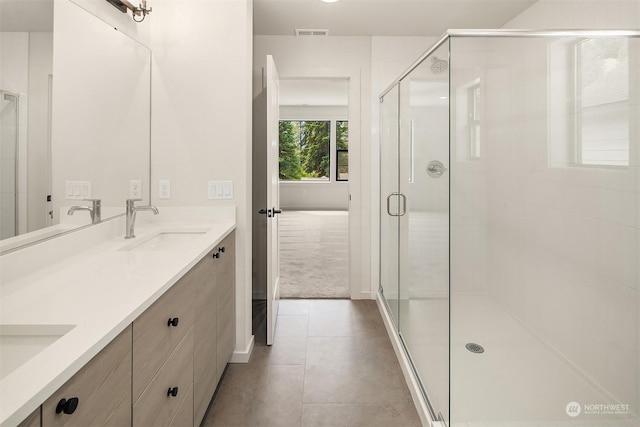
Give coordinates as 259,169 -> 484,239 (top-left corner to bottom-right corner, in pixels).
0,207 -> 236,426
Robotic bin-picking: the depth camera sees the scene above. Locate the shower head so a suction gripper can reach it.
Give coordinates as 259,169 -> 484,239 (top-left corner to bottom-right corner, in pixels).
431,56 -> 448,74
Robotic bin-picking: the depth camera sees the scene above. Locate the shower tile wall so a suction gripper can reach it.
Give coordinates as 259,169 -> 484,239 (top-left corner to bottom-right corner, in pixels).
450,34 -> 639,423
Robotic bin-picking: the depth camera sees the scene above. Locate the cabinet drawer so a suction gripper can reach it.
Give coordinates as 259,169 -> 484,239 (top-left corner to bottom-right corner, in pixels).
133,327 -> 194,427
169,384 -> 193,427
17,407 -> 40,427
133,273 -> 194,401
42,326 -> 132,427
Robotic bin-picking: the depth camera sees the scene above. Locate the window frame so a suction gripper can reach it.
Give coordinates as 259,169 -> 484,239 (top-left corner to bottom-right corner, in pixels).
573,37 -> 631,168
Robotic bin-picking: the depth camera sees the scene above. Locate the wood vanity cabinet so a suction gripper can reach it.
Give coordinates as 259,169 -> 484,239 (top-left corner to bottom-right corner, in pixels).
132,257 -> 195,426
194,231 -> 236,426
41,326 -> 132,427
133,328 -> 194,427
215,232 -> 236,385
17,408 -> 40,427
18,232 -> 236,427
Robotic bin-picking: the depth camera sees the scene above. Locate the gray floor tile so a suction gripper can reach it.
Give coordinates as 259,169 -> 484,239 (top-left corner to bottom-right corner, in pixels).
301,402 -> 422,427
303,336 -> 412,404
203,299 -> 420,426
308,300 -> 388,338
278,299 -> 311,315
274,314 -> 309,337
203,364 -> 304,426
250,334 -> 307,366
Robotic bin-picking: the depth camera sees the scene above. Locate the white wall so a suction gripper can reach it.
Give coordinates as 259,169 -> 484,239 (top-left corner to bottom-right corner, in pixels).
254,35 -> 372,298
150,0 -> 254,358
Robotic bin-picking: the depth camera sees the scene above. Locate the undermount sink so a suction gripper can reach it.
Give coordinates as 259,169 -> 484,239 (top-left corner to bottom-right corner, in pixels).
121,231 -> 207,252
0,324 -> 76,380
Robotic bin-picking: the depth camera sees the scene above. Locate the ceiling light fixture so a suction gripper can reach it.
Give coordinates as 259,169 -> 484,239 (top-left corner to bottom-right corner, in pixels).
321,0 -> 339,3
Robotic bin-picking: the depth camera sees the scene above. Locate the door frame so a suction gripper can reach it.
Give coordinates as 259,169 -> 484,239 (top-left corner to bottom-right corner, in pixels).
277,66 -> 363,299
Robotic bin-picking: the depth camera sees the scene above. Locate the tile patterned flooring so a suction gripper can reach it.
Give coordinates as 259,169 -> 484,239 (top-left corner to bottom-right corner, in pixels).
202,299 -> 421,427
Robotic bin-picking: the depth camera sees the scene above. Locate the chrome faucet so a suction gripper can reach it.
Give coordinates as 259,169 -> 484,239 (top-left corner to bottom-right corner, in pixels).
125,198 -> 159,239
68,199 -> 101,224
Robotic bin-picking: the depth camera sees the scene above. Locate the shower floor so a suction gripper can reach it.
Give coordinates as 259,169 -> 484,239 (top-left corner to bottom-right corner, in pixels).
399,294 -> 638,426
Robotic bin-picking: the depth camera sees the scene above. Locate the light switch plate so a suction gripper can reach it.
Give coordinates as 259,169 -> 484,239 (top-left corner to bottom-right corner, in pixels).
159,180 -> 170,199
208,180 -> 233,200
65,180 -> 92,200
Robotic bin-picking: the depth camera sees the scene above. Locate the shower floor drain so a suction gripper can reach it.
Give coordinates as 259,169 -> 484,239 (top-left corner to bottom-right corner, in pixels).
466,343 -> 484,354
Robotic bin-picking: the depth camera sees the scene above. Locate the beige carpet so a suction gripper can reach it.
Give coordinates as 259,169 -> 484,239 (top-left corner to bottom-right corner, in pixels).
279,210 -> 349,298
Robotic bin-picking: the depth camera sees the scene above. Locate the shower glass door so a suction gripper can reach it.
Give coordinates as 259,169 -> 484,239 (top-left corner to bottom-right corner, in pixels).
380,84 -> 400,326
0,91 -> 19,239
398,41 -> 450,422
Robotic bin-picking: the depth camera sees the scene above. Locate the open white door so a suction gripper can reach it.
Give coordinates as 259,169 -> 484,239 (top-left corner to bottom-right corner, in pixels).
265,55 -> 281,345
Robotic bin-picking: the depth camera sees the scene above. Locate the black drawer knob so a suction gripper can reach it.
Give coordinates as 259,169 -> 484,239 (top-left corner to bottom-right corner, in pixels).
56,397 -> 79,414
212,252 -> 220,259
167,387 -> 179,397
218,246 -> 225,253
167,317 -> 179,327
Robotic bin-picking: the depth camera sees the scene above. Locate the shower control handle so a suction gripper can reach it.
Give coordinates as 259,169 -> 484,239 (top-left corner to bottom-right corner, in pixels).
427,160 -> 447,178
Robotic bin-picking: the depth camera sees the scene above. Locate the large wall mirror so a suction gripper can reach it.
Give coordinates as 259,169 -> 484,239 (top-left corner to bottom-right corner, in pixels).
0,0 -> 151,253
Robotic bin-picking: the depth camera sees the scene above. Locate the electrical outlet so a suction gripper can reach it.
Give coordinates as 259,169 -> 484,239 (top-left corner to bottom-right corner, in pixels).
129,180 -> 142,199
159,180 -> 171,199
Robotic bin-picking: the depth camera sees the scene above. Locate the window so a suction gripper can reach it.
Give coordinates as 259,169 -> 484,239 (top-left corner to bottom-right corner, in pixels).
279,119 -> 349,182
279,120 -> 330,181
336,120 -> 349,181
549,37 -> 631,168
576,38 -> 629,166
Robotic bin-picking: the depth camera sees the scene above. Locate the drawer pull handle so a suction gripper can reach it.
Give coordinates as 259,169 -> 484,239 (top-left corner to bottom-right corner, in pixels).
167,387 -> 179,397
219,246 -> 225,253
212,252 -> 220,259
167,317 -> 179,327
56,397 -> 79,415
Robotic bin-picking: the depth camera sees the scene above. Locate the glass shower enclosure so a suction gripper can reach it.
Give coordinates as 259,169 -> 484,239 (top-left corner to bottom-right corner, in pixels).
0,90 -> 21,239
380,30 -> 639,426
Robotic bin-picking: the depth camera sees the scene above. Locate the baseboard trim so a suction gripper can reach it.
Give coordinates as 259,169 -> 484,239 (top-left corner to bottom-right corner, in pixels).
376,291 -> 441,427
230,335 -> 254,363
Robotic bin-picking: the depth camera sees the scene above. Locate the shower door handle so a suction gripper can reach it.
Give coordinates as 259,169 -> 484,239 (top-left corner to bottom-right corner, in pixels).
386,193 -> 407,217
398,193 -> 407,216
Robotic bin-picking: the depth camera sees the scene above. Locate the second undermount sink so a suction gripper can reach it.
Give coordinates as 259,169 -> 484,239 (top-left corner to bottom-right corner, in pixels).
0,324 -> 76,380
122,231 -> 207,252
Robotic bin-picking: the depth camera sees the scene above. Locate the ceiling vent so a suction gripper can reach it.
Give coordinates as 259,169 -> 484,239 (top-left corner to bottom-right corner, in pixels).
295,29 -> 330,37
